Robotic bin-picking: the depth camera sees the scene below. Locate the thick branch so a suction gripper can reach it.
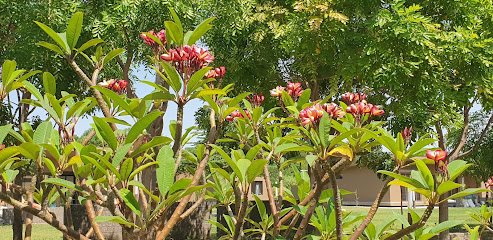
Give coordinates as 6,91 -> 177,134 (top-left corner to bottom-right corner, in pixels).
449,105 -> 470,159
435,121 -> 446,151
0,191 -> 89,240
385,203 -> 434,240
349,176 -> 393,240
458,112 -> 493,159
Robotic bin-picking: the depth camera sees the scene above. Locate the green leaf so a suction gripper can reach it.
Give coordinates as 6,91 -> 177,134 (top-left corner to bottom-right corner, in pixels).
93,216 -> 138,228
447,160 -> 472,182
378,170 -> 424,189
36,42 -> 64,55
119,188 -> 141,215
128,162 -> 158,180
229,92 -> 251,107
187,67 -> 212,95
2,169 -> 18,184
305,155 -> 317,166
33,121 -> 53,145
126,111 -> 163,144
414,159 -> 434,191
128,180 -> 159,202
318,113 -> 331,148
160,61 -> 182,93
76,38 -> 104,54
102,48 -> 125,67
194,89 -> 226,98
18,142 -> 40,159
112,143 -> 132,167
43,158 -> 56,176
168,8 -> 183,33
120,158 -> 133,181
443,188 -> 490,203
93,117 -> 118,150
66,12 -> 83,50
437,181 -> 463,195
247,159 -> 267,183
156,146 -> 175,196
237,159 -> 251,183
130,136 -> 172,157
281,91 -> 294,106
164,21 -> 183,45
93,86 -> 133,115
42,72 -> 56,95
43,178 -> 84,192
187,17 -> 215,45
0,124 -> 13,144
34,21 -> 69,53
297,89 -> 311,110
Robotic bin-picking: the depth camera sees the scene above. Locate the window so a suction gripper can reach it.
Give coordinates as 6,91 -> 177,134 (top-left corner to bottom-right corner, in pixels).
401,173 -> 421,201
251,181 -> 263,195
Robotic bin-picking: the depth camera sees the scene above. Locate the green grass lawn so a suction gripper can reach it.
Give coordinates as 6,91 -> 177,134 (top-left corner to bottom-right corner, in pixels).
0,224 -> 63,240
344,206 -> 482,232
0,207 -> 481,238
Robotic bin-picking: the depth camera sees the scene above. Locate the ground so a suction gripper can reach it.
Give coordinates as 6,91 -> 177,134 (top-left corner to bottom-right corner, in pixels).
0,207 -> 482,239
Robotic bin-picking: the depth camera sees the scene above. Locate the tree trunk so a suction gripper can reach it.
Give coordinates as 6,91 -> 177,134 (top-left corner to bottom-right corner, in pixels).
13,171 -> 23,240
438,194 -> 449,240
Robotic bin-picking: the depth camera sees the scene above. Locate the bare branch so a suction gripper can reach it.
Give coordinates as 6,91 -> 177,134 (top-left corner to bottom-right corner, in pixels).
458,112 -> 493,159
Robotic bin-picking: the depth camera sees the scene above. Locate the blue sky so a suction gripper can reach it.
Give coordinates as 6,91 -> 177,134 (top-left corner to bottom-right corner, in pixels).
32,65 -> 203,143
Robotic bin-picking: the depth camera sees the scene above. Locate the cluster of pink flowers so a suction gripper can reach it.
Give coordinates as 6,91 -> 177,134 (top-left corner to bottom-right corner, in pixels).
205,67 -> 226,79
485,177 -> 493,188
140,30 -> 166,54
0,144 -> 5,151
401,126 -> 413,143
270,82 -> 303,100
160,45 -> 214,76
247,93 -> 265,108
345,100 -> 384,117
299,103 -> 345,127
287,82 -> 303,98
341,92 -> 366,104
98,79 -> 128,94
226,110 -> 251,122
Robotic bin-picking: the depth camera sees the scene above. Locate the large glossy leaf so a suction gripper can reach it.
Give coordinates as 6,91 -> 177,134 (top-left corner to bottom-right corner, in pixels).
164,21 -> 183,45
120,188 -> 141,215
156,146 -> 175,196
247,159 -> 267,183
319,113 -> 331,148
43,178 -> 84,192
327,146 -> 353,161
93,86 -> 133,115
120,158 -> 133,181
437,181 -> 463,195
186,17 -> 215,45
33,121 -> 53,145
126,111 -> 163,144
34,21 -> 69,53
447,160 -> 472,182
66,12 -> 83,50
37,42 -> 63,55
112,143 -> 132,167
168,7 -> 183,33
128,162 -> 158,180
93,216 -> 137,227
160,61 -> 182,93
414,159 -> 434,191
76,38 -> 104,54
102,48 -> 125,67
0,124 -> 13,144
93,117 -> 118,150
442,188 -> 490,203
186,67 -> 212,95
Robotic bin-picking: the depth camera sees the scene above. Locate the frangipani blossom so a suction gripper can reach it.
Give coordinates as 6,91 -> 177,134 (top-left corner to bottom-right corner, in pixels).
270,86 -> 285,97
426,150 -> 447,163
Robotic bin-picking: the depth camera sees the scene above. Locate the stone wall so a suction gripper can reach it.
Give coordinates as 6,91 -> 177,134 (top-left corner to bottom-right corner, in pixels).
2,207 -> 64,225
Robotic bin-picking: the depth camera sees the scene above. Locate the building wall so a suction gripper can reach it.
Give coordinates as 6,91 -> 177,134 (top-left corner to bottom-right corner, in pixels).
337,166 -> 428,206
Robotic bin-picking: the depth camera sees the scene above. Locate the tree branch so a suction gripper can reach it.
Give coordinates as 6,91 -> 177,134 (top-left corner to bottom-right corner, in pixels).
458,112 -> 493,159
